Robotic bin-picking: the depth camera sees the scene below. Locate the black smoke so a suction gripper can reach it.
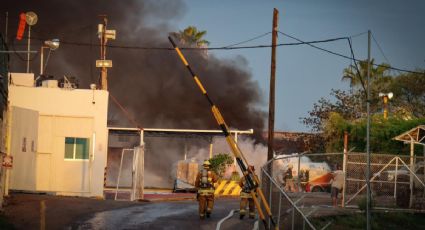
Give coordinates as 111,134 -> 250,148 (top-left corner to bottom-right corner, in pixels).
2,0 -> 267,188
2,0 -> 266,136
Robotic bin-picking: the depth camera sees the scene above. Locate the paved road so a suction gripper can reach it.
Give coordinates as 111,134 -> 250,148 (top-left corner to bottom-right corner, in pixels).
74,198 -> 257,230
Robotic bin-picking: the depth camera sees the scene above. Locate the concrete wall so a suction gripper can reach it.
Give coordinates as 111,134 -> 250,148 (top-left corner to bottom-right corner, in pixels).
8,85 -> 109,197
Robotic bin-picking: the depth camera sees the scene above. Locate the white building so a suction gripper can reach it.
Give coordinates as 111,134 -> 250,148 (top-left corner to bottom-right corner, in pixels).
7,73 -> 108,197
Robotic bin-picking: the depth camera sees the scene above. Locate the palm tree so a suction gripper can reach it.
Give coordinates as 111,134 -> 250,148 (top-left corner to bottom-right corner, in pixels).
170,26 -> 210,47
342,59 -> 391,92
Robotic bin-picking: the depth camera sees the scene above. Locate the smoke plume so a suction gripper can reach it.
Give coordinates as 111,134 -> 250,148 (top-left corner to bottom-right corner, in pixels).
3,0 -> 267,188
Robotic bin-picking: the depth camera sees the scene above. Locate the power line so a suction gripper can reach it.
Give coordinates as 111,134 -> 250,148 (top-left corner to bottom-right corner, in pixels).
371,33 -> 391,64
278,31 -> 351,60
349,31 -> 368,39
348,38 -> 367,94
223,32 -> 272,48
26,34 -> 425,75
370,32 -> 403,76
47,36 -> 349,50
278,31 -> 424,75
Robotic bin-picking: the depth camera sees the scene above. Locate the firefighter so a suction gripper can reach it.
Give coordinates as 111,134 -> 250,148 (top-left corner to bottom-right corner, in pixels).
283,164 -> 296,192
195,160 -> 218,219
239,165 -> 256,219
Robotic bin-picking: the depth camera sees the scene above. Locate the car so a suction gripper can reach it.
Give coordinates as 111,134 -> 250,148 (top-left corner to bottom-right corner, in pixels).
306,172 -> 333,192
300,163 -> 333,192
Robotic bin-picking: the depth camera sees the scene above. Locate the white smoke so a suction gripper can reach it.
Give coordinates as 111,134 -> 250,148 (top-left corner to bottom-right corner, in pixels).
180,136 -> 267,179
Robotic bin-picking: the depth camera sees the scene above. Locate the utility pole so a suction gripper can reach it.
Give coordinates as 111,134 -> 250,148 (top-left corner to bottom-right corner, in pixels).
96,15 -> 115,90
267,8 -> 278,163
366,30 -> 371,230
100,16 -> 108,90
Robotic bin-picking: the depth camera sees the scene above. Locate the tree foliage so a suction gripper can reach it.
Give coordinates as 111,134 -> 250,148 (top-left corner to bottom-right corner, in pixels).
209,153 -> 234,178
301,89 -> 363,132
302,60 -> 425,154
342,59 -> 391,92
323,115 -> 425,154
170,26 -> 210,47
302,60 -> 425,132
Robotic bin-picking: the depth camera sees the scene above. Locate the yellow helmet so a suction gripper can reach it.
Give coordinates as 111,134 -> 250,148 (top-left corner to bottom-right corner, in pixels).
203,160 -> 211,167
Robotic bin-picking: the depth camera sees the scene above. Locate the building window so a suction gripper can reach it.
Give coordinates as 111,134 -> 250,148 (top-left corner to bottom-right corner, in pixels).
65,137 -> 89,160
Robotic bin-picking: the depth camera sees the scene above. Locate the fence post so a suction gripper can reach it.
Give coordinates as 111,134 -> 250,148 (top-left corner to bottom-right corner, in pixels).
277,192 -> 282,228
394,157 -> 398,200
409,141 -> 414,208
342,131 -> 348,207
269,177 -> 273,230
298,155 -> 301,192
291,206 -> 295,230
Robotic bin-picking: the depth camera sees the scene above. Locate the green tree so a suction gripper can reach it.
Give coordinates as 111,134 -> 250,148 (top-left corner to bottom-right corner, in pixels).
323,114 -> 425,154
301,89 -> 363,132
388,72 -> 425,118
209,153 -> 234,178
342,59 -> 391,92
170,26 -> 210,47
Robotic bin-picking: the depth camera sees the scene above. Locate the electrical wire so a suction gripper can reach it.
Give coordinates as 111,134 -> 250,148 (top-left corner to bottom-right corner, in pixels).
371,32 -> 403,76
222,31 -> 272,48
349,31 -> 368,39
109,93 -> 141,128
278,31 -> 424,75
371,33 -> 390,64
26,33 -> 424,75
8,38 -> 39,62
348,38 -> 367,94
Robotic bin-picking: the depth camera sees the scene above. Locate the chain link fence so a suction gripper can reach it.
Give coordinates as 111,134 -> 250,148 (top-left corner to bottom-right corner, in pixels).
259,152 -> 425,229
260,153 -> 344,230
345,153 -> 425,209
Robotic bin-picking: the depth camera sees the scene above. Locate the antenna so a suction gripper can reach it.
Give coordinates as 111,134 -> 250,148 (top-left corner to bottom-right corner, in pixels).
25,11 -> 38,73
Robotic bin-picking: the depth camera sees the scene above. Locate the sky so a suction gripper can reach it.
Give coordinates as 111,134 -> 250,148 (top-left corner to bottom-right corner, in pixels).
2,0 -> 425,133
176,0 -> 425,132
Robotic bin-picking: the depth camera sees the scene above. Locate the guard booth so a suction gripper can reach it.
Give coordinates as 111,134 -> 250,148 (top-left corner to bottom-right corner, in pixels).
105,127 -> 144,201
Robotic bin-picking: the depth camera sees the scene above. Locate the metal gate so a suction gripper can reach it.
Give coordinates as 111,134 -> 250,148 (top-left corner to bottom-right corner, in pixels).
344,153 -> 425,209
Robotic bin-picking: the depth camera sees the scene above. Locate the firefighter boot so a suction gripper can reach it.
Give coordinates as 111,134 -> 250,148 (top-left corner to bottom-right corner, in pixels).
239,209 -> 246,219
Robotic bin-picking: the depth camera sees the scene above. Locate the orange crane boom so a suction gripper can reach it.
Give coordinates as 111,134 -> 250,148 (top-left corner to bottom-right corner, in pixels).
168,36 -> 278,230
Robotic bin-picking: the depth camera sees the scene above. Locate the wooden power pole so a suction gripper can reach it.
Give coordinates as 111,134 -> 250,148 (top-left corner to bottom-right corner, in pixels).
97,15 -> 116,91
267,8 -> 279,162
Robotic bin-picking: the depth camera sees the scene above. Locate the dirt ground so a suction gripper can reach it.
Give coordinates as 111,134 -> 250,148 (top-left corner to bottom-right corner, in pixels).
1,193 -> 141,230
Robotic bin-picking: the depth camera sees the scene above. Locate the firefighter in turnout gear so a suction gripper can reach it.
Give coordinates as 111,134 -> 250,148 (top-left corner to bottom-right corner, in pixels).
239,165 -> 256,219
195,160 -> 218,219
284,163 -> 297,192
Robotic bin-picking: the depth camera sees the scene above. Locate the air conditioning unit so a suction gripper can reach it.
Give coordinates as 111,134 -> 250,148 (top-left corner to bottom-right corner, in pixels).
41,80 -> 58,88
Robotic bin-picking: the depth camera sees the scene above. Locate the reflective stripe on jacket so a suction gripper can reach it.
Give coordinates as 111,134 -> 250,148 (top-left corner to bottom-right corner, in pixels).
240,191 -> 252,198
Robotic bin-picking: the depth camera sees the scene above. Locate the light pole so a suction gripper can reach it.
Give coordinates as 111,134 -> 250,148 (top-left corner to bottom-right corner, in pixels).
40,39 -> 60,75
25,11 -> 38,73
379,92 -> 393,120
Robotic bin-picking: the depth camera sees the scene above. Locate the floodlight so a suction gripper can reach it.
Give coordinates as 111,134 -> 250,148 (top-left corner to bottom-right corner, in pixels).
44,39 -> 60,50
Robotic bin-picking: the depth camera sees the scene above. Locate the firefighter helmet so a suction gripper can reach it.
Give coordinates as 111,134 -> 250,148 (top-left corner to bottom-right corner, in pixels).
203,160 -> 211,167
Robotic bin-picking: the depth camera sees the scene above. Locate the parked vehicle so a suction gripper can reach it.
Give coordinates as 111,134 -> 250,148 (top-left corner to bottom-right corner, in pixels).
303,163 -> 333,192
